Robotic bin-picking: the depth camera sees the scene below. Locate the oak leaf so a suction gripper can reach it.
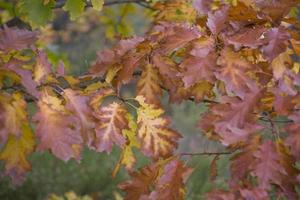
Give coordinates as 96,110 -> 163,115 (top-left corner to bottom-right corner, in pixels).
251,140 -> 286,190
92,102 -> 128,153
193,0 -> 213,15
33,90 -> 83,162
285,112 -> 300,161
64,89 -> 96,146
0,124 -> 35,185
0,92 -> 27,144
34,50 -> 52,84
148,159 -> 192,200
118,163 -> 160,200
0,26 -> 37,52
211,91 -> 262,146
215,48 -> 258,99
113,114 -> 140,177
137,63 -> 162,105
229,135 -> 261,186
207,6 -> 228,35
262,27 -> 290,61
136,96 -> 181,158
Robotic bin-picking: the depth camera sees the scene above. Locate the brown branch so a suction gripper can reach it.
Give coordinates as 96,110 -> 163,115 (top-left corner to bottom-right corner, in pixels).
54,0 -> 155,10
180,151 -> 234,156
258,117 -> 293,124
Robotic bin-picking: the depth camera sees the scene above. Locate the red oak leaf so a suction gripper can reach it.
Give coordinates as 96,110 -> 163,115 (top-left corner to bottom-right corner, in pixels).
180,37 -> 217,87
211,91 -> 262,146
119,163 -> 160,200
285,112 -> 300,161
90,37 -> 144,76
148,159 -> 192,200
180,52 -> 217,88
251,140 -> 287,190
215,48 -> 258,99
153,22 -> 201,54
261,27 -> 290,61
192,0 -> 214,15
255,0 -> 299,22
229,135 -> 261,187
5,58 -> 39,98
224,26 -> 266,50
207,6 -> 229,35
0,25 -> 38,52
239,187 -> 268,200
33,90 -> 83,162
33,50 -> 52,84
63,89 -> 95,146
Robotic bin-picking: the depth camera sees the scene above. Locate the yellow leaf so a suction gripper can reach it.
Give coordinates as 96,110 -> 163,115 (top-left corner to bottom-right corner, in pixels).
0,123 -> 35,185
91,0 -> 104,11
0,92 -> 27,142
113,114 -> 140,177
271,51 -> 292,80
137,64 -> 162,105
135,96 -> 181,158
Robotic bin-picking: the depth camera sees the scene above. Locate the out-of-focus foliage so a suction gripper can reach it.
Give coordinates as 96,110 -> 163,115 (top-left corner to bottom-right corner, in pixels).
1,0 -> 300,200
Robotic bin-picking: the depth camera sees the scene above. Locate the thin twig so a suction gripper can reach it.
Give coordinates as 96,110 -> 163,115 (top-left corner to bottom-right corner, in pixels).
258,117 -> 293,124
180,151 -> 234,156
53,0 -> 155,10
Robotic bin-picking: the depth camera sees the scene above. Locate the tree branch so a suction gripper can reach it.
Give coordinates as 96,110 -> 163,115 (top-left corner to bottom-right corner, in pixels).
180,151 -> 234,156
54,0 -> 155,10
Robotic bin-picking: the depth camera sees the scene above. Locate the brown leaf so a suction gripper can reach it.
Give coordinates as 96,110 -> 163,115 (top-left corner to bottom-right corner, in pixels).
209,155 -> 219,183
215,48 -> 258,99
252,140 -> 286,190
261,27 -> 290,61
148,159 -> 192,200
92,102 -> 128,152
0,124 -> 35,185
193,0 -> 214,15
0,93 -> 27,144
33,50 -> 52,84
136,96 -> 182,158
90,37 -> 144,76
0,26 -> 38,52
207,6 -> 229,35
225,26 -> 266,50
118,163 -> 160,200
136,63 -> 162,105
229,135 -> 261,186
33,90 -> 83,162
180,37 -> 217,87
64,89 -> 96,146
212,91 -> 262,146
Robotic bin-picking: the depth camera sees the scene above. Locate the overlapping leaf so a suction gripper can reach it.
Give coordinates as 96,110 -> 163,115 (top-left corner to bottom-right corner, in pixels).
0,124 -> 35,185
136,63 -> 162,105
0,93 -> 27,144
92,102 -> 128,153
33,90 -> 83,162
135,96 -> 181,158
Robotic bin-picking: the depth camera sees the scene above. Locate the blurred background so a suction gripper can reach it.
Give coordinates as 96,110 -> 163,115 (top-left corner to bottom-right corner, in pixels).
0,2 -> 229,199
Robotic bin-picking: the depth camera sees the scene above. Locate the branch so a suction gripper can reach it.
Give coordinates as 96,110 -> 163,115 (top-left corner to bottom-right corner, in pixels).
54,0 -> 155,10
180,151 -> 234,156
258,117 -> 293,124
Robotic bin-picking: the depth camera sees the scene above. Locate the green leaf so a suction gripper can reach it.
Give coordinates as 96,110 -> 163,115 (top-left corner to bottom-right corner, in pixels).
91,0 -> 104,11
21,0 -> 54,27
63,0 -> 85,20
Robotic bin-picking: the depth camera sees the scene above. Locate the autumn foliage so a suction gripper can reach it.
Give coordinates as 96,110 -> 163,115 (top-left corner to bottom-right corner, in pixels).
2,0 -> 300,199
